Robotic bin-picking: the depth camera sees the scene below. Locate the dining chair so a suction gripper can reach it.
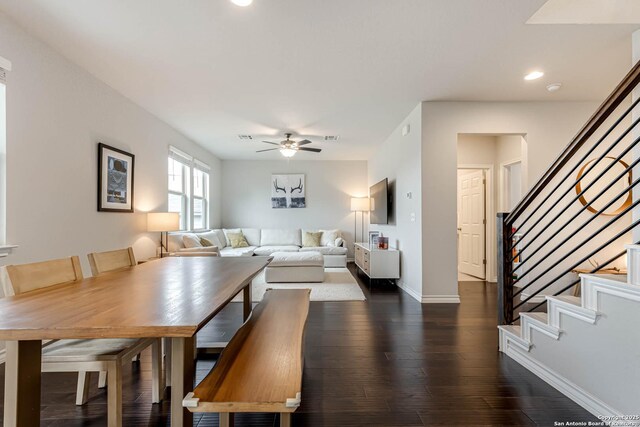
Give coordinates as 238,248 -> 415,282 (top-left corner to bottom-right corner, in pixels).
2,255 -> 162,427
87,247 -> 163,396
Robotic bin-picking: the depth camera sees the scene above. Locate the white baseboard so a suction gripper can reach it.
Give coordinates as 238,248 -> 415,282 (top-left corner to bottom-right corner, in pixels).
422,294 -> 461,304
501,337 -> 621,418
397,280 -> 421,303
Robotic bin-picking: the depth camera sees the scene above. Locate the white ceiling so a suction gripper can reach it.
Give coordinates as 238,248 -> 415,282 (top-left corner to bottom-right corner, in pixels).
0,0 -> 637,160
528,0 -> 640,24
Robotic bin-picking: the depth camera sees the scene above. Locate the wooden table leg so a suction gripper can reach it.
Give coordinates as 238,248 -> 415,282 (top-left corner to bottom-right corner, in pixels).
171,336 -> 195,427
243,282 -> 252,321
3,340 -> 42,427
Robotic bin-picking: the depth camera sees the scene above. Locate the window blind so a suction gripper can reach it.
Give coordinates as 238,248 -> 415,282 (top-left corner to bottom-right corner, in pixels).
194,158 -> 210,171
169,145 -> 192,164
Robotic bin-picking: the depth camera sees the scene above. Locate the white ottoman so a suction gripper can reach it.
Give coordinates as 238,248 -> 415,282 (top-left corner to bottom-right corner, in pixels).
265,251 -> 324,283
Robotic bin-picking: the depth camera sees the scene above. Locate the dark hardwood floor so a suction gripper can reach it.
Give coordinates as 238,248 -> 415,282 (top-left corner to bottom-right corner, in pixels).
0,264 -> 596,426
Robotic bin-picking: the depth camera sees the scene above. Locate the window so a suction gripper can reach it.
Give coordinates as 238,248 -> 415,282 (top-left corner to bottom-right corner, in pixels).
192,163 -> 209,229
168,147 -> 210,230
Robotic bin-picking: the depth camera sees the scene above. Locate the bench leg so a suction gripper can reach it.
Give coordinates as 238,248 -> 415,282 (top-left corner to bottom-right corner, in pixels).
220,413 -> 234,427
75,371 -> 90,405
280,412 -> 291,427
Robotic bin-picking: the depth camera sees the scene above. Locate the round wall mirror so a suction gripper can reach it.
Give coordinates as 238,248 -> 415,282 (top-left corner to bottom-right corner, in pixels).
575,156 -> 631,216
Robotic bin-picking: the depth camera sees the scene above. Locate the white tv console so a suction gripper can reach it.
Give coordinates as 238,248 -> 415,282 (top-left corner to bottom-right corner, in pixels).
354,242 -> 400,283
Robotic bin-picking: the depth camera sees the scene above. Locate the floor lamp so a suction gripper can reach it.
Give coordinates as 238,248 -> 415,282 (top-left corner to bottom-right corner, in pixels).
147,212 -> 181,258
350,197 -> 370,244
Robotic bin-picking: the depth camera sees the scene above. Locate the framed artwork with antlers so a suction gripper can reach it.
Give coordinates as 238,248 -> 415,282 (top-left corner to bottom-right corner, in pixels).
271,174 -> 306,208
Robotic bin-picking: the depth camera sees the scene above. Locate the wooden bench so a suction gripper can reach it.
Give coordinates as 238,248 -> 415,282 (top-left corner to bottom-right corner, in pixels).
183,288 -> 310,427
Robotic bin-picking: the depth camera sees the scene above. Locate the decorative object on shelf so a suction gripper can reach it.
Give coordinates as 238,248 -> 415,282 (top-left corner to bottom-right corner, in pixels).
368,231 -> 380,247
147,212 -> 180,258
272,174 -> 306,208
98,143 -> 135,212
378,236 -> 389,250
351,197 -> 370,243
575,156 -> 632,216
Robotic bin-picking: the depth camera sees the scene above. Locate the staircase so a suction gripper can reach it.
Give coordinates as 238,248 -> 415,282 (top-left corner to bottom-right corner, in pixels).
497,60 -> 640,420
499,245 -> 640,416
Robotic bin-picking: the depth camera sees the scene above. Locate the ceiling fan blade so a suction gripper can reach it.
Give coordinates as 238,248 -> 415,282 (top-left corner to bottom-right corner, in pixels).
296,139 -> 313,146
256,148 -> 280,153
298,147 -> 322,153
261,141 -> 281,146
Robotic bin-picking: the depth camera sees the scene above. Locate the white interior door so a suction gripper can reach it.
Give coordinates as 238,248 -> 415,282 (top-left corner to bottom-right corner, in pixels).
458,169 -> 486,279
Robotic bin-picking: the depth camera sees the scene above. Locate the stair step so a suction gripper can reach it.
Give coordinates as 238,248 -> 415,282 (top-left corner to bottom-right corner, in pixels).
521,312 -> 560,340
581,273 -> 640,310
523,312 -> 547,323
547,295 -> 597,326
551,295 -> 581,306
498,325 -> 530,352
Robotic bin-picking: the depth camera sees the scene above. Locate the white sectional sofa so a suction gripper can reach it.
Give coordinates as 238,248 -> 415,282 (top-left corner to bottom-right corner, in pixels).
166,228 -> 348,267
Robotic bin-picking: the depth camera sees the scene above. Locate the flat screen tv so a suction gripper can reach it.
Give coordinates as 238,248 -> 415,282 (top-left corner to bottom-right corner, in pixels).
370,178 -> 388,224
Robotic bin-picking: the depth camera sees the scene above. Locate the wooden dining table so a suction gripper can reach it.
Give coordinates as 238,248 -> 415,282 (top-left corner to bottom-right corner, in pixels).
0,255 -> 271,427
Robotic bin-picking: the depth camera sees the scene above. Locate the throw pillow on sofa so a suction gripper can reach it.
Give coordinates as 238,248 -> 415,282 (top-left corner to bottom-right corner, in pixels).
200,237 -> 214,247
227,232 -> 249,248
302,231 -> 322,247
183,234 -> 203,248
320,229 -> 340,246
198,230 -> 224,249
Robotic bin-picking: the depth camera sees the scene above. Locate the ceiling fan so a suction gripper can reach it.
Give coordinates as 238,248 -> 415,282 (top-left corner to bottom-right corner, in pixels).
256,133 -> 322,157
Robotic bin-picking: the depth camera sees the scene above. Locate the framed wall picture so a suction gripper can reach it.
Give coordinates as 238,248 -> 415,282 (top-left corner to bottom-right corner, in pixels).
271,174 -> 306,208
98,143 -> 135,212
368,231 -> 380,246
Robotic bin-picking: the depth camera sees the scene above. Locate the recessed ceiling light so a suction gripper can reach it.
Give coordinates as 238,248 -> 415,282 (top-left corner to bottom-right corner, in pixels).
546,83 -> 562,92
524,71 -> 544,81
547,83 -> 562,92
231,0 -> 253,6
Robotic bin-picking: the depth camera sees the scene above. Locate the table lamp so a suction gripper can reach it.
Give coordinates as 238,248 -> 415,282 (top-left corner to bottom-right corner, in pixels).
147,212 -> 180,258
350,197 -> 370,244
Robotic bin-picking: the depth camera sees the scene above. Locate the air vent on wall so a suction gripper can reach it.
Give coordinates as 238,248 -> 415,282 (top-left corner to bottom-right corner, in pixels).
238,135 -> 253,140
324,136 -> 340,141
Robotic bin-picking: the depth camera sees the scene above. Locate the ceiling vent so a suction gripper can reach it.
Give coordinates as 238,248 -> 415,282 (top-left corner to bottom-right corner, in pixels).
324,136 -> 340,141
238,135 -> 253,140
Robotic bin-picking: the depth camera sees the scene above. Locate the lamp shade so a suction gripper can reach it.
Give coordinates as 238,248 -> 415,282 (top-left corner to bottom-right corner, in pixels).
147,212 -> 180,232
350,197 -> 370,212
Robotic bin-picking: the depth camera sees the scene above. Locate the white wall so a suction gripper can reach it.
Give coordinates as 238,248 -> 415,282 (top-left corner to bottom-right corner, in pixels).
0,13 -> 222,276
422,101 -> 599,302
221,160 -> 367,256
0,11 -> 223,357
369,104 -> 422,301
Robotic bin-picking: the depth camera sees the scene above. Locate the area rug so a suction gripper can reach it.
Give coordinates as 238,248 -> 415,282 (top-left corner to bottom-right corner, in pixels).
233,268 -> 366,302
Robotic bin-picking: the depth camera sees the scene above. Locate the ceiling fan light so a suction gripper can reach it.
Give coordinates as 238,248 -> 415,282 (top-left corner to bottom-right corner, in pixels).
280,147 -> 297,158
